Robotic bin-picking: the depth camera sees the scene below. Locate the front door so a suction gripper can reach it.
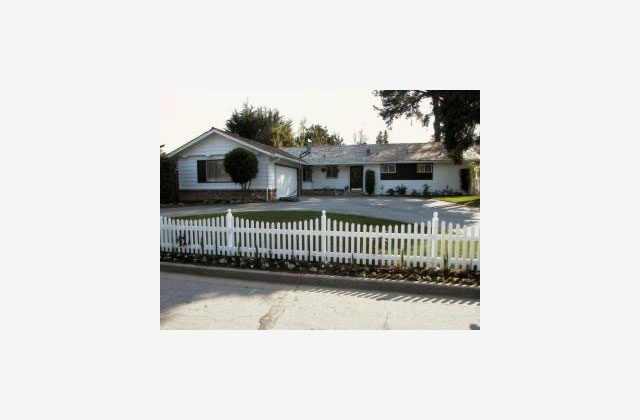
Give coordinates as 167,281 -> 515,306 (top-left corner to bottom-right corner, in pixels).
350,166 -> 363,190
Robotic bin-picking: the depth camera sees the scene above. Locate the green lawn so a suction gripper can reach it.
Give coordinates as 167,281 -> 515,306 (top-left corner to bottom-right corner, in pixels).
433,195 -> 480,208
177,210 -> 405,227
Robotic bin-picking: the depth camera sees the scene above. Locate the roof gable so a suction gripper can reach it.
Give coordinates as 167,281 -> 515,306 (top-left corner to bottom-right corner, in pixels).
166,127 -> 299,162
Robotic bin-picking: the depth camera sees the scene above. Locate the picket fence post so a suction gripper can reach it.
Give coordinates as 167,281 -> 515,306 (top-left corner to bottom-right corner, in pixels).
321,210 -> 327,263
226,208 -> 235,255
431,211 -> 438,267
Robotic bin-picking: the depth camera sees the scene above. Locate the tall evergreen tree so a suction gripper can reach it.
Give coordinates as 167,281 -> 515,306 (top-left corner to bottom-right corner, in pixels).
374,90 -> 480,163
353,129 -> 368,145
225,102 -> 296,147
296,122 -> 344,146
375,130 -> 389,144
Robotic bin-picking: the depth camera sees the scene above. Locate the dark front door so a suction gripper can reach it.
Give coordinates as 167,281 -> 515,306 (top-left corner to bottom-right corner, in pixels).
350,166 -> 363,190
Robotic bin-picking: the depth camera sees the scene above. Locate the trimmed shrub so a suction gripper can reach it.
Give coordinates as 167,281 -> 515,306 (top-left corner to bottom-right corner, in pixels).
394,184 -> 407,196
365,170 -> 375,194
223,148 -> 259,195
160,156 -> 178,203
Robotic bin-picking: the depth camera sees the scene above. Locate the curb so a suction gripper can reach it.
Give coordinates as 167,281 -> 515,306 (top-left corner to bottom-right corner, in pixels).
160,262 -> 480,299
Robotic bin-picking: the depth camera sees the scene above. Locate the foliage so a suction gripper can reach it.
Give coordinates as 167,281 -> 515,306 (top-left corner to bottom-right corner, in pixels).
460,168 -> 471,193
160,155 -> 178,203
225,101 -> 296,147
394,184 -> 407,196
422,184 -> 431,197
223,148 -> 259,195
386,188 -> 395,196
297,122 -> 344,146
160,251 -> 480,285
352,129 -> 368,145
410,189 -> 419,196
365,170 -> 375,194
375,129 -> 389,144
374,90 -> 480,163
440,186 -> 454,196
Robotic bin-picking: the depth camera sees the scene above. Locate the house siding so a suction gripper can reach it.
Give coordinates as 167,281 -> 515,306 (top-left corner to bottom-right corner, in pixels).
302,165 -> 350,191
300,162 -> 471,195
377,162 -> 470,194
175,133 -> 273,191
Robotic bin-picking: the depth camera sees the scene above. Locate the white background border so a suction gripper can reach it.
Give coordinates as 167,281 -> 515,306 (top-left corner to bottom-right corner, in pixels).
1,1 -> 639,419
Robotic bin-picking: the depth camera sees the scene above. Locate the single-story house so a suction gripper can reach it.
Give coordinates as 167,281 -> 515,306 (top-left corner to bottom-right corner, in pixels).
166,126 -> 479,202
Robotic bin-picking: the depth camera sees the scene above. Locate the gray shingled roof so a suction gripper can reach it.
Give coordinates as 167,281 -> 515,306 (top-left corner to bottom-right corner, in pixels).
280,143 -> 480,165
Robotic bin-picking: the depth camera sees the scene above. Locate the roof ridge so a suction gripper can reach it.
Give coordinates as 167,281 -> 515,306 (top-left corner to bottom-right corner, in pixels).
280,141 -> 442,148
210,126 -> 298,160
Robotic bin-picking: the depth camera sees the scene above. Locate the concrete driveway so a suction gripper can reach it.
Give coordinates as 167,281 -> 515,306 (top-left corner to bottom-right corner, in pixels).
160,196 -> 479,226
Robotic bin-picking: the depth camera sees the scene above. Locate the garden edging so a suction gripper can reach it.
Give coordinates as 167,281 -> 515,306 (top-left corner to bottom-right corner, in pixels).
160,262 -> 480,299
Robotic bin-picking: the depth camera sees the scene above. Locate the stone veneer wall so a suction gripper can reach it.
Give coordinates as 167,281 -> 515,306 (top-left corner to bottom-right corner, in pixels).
179,189 -> 276,203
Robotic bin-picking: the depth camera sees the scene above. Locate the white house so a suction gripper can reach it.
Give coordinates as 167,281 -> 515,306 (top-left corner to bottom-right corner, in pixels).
166,126 -> 480,202
281,143 -> 479,196
166,127 -> 301,202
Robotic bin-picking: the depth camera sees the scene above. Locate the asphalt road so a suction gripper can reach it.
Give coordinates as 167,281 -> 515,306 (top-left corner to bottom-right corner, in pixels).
160,196 -> 479,226
160,271 -> 480,330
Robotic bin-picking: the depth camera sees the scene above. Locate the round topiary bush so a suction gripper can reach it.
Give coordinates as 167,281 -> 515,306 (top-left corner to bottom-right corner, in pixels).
223,148 -> 259,195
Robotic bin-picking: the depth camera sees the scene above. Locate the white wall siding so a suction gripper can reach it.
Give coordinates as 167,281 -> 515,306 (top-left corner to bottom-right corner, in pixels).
304,165 -> 350,190
378,162 -> 470,195
265,160 -> 276,190
176,133 -> 272,190
301,162 -> 471,194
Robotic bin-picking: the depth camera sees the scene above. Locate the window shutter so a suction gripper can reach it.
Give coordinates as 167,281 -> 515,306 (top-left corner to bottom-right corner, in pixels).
197,160 -> 207,183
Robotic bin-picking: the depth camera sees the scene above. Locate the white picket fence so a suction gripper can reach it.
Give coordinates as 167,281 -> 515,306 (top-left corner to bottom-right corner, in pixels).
160,210 -> 480,270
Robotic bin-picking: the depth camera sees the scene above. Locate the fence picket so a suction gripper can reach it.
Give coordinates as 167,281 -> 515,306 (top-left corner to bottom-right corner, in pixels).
380,225 -> 386,265
367,224 -> 373,265
373,225 -> 379,266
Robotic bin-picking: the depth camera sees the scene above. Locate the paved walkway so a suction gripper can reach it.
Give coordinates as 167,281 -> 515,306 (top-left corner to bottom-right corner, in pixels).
161,271 -> 480,330
160,196 -> 480,226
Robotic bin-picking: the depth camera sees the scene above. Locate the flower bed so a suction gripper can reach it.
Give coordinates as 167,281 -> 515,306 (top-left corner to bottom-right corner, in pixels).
160,252 -> 480,287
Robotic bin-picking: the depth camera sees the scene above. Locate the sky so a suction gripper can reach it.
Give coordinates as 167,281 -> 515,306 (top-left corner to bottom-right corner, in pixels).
160,90 -> 433,152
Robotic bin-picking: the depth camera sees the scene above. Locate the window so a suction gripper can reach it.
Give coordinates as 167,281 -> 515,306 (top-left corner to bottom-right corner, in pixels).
325,166 -> 339,179
206,160 -> 232,182
417,163 -> 433,174
303,166 -> 313,182
380,164 -> 396,174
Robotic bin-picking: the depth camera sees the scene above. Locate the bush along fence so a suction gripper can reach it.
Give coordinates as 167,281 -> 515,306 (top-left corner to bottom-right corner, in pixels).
160,210 -> 480,270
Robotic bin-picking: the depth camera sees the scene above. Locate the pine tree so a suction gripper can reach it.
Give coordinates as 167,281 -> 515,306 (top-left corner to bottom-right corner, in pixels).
374,90 -> 479,163
353,129 -> 367,145
376,130 -> 389,144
